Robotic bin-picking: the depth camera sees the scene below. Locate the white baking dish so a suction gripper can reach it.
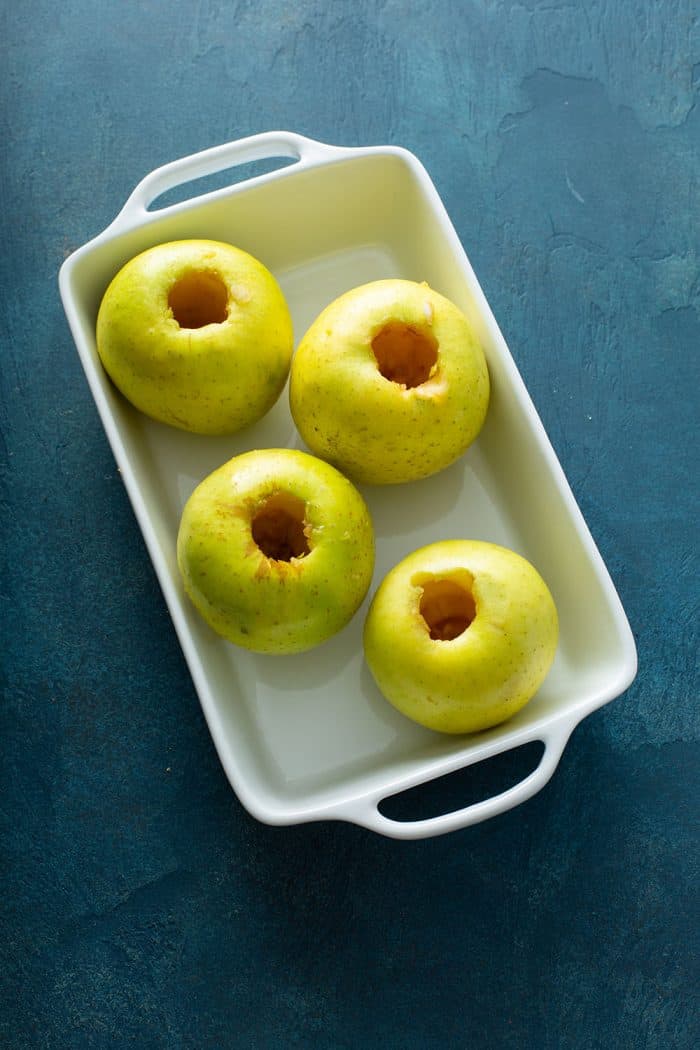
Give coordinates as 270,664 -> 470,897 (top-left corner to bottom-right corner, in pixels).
59,132 -> 637,839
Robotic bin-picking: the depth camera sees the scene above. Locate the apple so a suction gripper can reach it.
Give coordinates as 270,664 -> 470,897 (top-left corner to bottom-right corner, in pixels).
96,239 -> 293,434
363,540 -> 558,733
177,448 -> 375,654
289,279 -> 490,484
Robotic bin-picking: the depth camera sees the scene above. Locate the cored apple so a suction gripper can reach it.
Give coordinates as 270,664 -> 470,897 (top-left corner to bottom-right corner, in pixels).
177,448 -> 375,654
289,279 -> 489,484
96,239 -> 293,434
363,540 -> 558,733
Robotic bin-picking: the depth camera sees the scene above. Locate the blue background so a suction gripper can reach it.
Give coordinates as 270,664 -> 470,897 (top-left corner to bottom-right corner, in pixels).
2,2 -> 698,1047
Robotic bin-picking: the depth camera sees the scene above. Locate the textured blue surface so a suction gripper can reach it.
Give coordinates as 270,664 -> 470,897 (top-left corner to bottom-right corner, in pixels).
1,2 -> 698,1047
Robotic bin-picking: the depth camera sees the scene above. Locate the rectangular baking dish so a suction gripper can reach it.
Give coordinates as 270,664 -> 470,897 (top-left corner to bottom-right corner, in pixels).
59,132 -> 637,839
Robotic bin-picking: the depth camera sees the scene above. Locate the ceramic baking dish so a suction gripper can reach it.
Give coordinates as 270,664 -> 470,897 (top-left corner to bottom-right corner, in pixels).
59,131 -> 637,839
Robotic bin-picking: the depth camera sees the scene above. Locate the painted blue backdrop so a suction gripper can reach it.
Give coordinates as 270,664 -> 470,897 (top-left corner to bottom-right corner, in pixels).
2,2 -> 698,1047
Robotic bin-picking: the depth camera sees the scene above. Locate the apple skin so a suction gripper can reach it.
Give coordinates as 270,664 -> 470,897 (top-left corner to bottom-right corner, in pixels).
363,540 -> 558,734
289,279 -> 490,484
96,239 -> 293,434
177,448 -> 375,654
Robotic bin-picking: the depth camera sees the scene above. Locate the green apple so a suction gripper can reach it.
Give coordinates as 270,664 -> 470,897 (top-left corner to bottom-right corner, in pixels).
177,448 -> 375,654
96,239 -> 293,434
289,279 -> 490,484
363,540 -> 558,733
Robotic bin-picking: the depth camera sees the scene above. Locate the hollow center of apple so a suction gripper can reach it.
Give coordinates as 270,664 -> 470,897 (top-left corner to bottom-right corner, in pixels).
420,577 -> 476,640
251,492 -> 310,561
168,270 -> 229,328
371,322 -> 438,388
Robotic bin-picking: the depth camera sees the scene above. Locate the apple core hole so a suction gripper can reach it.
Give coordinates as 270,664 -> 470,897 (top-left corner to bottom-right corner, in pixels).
168,270 -> 228,328
371,322 -> 438,388
251,493 -> 310,562
420,577 -> 476,641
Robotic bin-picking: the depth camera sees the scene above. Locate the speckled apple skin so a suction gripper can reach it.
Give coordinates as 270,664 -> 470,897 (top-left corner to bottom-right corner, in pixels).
363,540 -> 559,734
289,279 -> 490,484
177,449 -> 375,654
96,239 -> 293,434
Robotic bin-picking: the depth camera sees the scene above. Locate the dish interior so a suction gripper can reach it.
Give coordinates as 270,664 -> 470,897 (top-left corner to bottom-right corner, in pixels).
65,153 -> 631,816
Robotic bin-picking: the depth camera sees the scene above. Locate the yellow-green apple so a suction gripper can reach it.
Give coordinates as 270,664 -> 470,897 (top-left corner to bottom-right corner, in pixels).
96,239 -> 293,434
363,540 -> 558,733
289,279 -> 489,484
177,448 -> 375,654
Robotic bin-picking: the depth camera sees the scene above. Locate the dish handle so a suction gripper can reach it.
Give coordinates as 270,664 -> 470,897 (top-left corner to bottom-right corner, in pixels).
336,720 -> 575,840
109,131 -> 346,231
